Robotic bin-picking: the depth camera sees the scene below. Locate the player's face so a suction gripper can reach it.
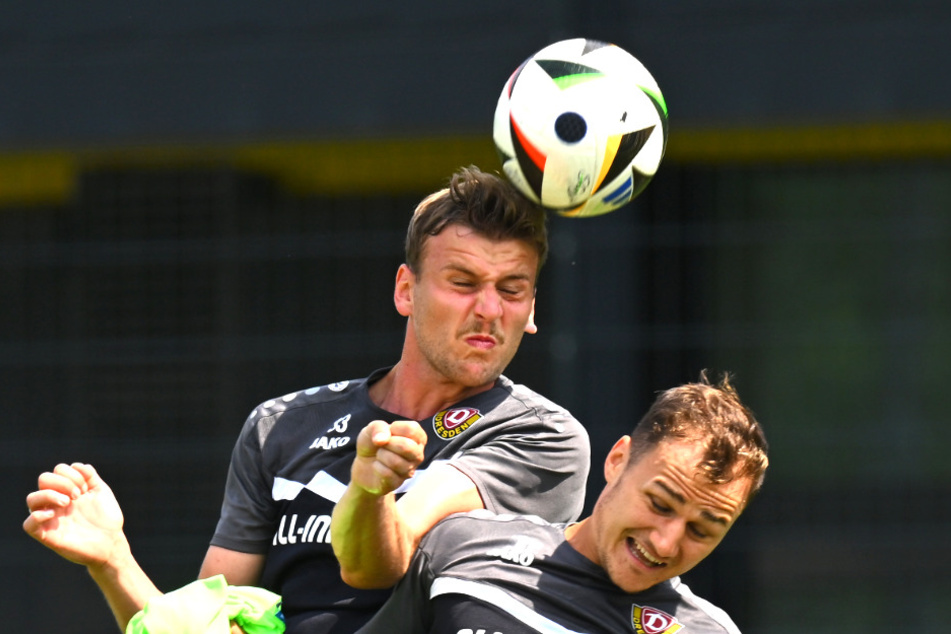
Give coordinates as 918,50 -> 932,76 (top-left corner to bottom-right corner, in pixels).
396,224 -> 539,389
582,438 -> 752,593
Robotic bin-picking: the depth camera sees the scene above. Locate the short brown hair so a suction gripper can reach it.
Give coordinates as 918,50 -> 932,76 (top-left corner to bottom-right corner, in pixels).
629,372 -> 769,501
404,165 -> 548,276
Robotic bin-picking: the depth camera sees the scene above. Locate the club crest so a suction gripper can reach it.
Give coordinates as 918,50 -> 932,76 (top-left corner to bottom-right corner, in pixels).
631,605 -> 683,634
433,407 -> 482,440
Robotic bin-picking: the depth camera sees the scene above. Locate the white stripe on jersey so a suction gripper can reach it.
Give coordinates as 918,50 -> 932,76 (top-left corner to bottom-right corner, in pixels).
272,471 -> 347,503
271,459 -> 449,502
430,577 -> 586,634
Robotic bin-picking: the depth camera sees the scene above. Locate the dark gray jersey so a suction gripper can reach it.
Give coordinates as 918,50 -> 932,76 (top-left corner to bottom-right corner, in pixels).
360,511 -> 741,634
209,368 -> 590,634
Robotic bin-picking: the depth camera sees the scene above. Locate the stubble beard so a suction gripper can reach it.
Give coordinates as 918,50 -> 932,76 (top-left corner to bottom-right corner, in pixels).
590,479 -> 655,594
419,320 -> 523,388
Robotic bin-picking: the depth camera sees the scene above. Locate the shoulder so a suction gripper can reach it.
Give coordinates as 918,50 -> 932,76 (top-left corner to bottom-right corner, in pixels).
423,510 -> 559,550
664,578 -> 743,634
416,510 -> 567,578
492,376 -> 588,436
242,377 -> 369,447
496,375 -> 570,416
251,378 -> 366,417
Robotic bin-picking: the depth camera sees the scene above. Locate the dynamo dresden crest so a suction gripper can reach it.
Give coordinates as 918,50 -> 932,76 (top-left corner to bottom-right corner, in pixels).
631,605 -> 683,634
433,407 -> 482,440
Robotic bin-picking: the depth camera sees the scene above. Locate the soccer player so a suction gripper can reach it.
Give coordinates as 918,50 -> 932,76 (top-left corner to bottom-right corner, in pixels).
23,166 -> 590,634
353,374 -> 769,634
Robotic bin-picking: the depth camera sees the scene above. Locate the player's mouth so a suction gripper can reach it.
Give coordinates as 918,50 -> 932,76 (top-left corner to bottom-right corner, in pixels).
464,334 -> 498,350
627,537 -> 665,569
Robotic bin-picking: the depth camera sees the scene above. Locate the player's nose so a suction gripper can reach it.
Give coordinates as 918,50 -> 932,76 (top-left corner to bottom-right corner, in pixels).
650,518 -> 685,559
473,286 -> 504,322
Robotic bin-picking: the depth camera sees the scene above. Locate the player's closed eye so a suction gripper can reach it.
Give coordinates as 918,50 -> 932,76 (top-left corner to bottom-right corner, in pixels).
687,523 -> 710,539
649,495 -> 672,515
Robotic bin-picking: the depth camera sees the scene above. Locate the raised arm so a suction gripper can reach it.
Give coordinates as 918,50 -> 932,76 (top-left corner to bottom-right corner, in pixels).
331,419 -> 482,589
23,463 -> 162,632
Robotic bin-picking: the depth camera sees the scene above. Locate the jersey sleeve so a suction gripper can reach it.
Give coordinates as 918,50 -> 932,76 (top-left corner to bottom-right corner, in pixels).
208,409 -> 278,554
450,403 -> 590,524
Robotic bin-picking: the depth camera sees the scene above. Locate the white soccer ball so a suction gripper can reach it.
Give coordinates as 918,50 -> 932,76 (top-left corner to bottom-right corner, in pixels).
493,38 -> 668,218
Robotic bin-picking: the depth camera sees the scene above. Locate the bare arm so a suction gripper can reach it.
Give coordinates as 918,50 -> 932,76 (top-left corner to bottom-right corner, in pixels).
23,463 -> 162,632
87,551 -> 164,633
198,546 -> 266,587
331,420 -> 483,589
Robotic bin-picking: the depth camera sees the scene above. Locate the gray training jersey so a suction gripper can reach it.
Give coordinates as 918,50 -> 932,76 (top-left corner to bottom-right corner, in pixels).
209,368 -> 590,634
360,510 -> 742,634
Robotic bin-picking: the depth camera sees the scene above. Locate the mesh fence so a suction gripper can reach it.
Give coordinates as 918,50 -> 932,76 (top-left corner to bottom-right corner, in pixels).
3,161 -> 950,632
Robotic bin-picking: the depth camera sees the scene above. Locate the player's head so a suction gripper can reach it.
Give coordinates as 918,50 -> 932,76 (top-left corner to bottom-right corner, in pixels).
405,165 -> 548,278
576,373 -> 768,593
393,166 -> 545,390
626,372 -> 769,502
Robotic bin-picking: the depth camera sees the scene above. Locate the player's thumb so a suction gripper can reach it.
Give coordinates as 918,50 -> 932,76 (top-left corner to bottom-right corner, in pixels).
358,420 -> 393,455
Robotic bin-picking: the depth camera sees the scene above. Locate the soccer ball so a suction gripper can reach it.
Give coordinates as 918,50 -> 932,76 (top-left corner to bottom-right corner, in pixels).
493,38 -> 668,218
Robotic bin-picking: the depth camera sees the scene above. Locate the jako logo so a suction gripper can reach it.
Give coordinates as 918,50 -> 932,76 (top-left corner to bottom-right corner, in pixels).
310,414 -> 352,450
631,605 -> 683,634
433,407 -> 482,440
272,514 -> 332,546
309,435 -> 350,450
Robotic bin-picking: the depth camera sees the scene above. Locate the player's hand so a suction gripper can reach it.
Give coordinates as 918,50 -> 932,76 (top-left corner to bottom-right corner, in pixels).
23,462 -> 128,568
350,420 -> 427,496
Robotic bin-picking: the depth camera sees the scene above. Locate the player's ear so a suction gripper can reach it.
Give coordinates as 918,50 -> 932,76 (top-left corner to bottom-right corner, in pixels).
604,436 -> 632,484
394,264 -> 416,317
523,297 -> 537,334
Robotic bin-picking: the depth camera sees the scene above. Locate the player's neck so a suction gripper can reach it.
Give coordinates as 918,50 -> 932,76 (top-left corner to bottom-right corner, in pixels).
368,362 -> 493,421
564,518 -> 597,564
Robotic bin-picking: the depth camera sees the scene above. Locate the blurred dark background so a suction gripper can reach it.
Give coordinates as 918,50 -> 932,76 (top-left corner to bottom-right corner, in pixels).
3,2 -> 950,632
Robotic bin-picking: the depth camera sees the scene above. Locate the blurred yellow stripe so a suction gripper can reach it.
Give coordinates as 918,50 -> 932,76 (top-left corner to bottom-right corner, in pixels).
0,152 -> 77,206
232,137 -> 499,195
666,120 -> 951,163
1,121 -> 949,206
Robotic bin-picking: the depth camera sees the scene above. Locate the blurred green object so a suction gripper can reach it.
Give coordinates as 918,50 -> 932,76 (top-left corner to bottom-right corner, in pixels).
125,574 -> 283,634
